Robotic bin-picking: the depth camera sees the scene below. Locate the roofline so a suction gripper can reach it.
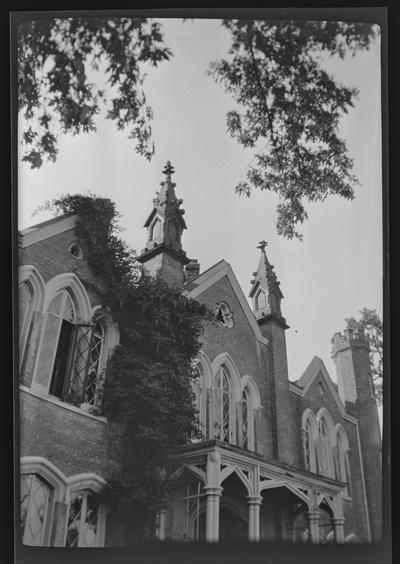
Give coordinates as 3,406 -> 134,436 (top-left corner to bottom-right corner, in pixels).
289,357 -> 358,425
19,214 -> 79,248
186,260 -> 270,347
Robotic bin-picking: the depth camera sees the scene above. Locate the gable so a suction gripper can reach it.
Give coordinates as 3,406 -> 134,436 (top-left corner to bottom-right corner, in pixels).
289,356 -> 356,423
186,260 -> 269,347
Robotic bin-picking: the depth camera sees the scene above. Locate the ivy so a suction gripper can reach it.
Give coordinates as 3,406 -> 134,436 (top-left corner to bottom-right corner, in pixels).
41,193 -> 213,541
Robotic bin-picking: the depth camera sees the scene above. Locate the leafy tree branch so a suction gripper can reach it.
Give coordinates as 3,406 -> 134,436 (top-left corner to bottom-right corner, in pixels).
345,307 -> 383,403
18,17 -> 171,168
208,20 -> 378,239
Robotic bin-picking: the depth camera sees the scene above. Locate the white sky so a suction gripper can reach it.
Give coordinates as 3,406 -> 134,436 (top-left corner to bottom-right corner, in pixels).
18,18 -> 382,384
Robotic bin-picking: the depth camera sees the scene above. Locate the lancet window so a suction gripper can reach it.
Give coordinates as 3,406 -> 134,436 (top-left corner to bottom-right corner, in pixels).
214,368 -> 232,442
19,281 -> 34,366
34,287 -> 108,410
241,388 -> 249,449
20,474 -> 52,546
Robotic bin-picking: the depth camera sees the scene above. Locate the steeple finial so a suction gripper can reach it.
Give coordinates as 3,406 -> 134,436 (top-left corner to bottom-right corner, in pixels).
257,240 -> 268,252
162,160 -> 175,179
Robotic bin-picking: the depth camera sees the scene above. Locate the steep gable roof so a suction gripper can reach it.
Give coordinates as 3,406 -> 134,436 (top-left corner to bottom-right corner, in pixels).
184,259 -> 270,347
19,214 -> 78,248
289,356 -> 356,422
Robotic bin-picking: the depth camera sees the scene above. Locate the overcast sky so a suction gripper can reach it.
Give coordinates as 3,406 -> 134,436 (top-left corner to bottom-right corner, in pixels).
18,18 -> 382,384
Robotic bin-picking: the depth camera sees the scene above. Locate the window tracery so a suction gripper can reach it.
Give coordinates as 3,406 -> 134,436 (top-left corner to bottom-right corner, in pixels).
241,388 -> 249,449
214,367 -> 232,442
215,302 -> 234,328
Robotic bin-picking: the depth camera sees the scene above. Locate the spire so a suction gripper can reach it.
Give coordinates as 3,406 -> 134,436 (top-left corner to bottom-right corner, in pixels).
138,162 -> 190,287
249,241 -> 286,324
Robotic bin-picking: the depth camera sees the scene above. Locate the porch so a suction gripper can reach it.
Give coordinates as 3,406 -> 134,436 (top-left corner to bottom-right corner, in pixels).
160,440 -> 346,544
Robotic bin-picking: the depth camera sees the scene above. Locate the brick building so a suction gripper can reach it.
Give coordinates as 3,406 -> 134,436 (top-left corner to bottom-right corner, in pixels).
18,162 -> 382,546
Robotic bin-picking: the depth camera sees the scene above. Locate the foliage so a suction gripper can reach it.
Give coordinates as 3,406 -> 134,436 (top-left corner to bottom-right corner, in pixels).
102,276 -> 212,539
38,194 -> 139,306
18,17 -> 171,168
42,193 -> 212,540
345,308 -> 383,403
208,20 -> 378,239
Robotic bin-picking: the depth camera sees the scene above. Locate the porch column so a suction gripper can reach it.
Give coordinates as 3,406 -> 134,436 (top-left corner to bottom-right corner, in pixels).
247,495 -> 262,541
332,517 -> 345,544
307,510 -> 320,544
156,509 -> 166,541
204,486 -> 222,542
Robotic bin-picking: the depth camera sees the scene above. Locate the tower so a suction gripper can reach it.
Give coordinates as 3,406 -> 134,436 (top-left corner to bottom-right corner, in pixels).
249,242 -> 294,465
331,329 -> 382,541
138,162 -> 190,287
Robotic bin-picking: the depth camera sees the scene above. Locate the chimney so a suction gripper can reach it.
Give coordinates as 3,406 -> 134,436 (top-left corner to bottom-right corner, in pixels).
185,259 -> 200,284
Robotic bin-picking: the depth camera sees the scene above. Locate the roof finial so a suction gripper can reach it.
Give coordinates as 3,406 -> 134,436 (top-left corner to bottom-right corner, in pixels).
162,160 -> 175,180
257,240 -> 268,252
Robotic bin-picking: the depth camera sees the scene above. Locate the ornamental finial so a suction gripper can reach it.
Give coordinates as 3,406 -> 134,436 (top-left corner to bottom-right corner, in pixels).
162,160 -> 175,179
257,240 -> 268,252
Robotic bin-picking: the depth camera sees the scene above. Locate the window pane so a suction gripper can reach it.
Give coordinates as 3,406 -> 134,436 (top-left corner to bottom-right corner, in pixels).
66,493 -> 99,548
20,475 -> 33,535
21,475 -> 50,546
242,389 -> 249,449
35,312 -> 63,388
66,494 -> 83,547
221,370 -> 230,442
81,496 -> 99,547
84,325 -> 104,405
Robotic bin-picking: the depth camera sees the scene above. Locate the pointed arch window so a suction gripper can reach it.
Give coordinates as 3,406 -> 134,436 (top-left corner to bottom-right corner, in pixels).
193,366 -> 201,411
34,290 -> 108,410
336,428 -> 352,496
302,412 -> 317,473
241,388 -> 249,449
255,289 -> 266,311
19,281 -> 34,367
303,420 -> 313,471
214,368 -> 232,443
317,419 -> 334,478
150,218 -> 162,241
20,474 -> 52,546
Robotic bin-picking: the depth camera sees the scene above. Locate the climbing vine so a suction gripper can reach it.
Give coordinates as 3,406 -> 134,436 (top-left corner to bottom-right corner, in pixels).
41,194 -> 213,541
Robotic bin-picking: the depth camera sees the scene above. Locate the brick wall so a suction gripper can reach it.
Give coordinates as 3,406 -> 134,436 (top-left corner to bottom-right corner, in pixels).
20,388 -> 109,478
194,275 -> 275,459
290,374 -> 371,541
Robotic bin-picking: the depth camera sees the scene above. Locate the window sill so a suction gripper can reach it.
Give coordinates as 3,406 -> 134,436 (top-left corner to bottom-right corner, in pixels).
20,385 -> 107,423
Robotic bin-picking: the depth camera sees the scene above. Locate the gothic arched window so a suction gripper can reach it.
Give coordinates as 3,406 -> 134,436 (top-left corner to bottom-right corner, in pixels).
20,474 -> 52,546
66,491 -> 100,547
241,388 -> 249,449
35,287 -> 108,410
255,289 -> 267,311
150,218 -> 162,241
302,411 -> 318,473
214,368 -> 232,442
336,427 -> 352,496
193,366 -> 201,412
317,418 -> 334,478
19,281 -> 34,367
